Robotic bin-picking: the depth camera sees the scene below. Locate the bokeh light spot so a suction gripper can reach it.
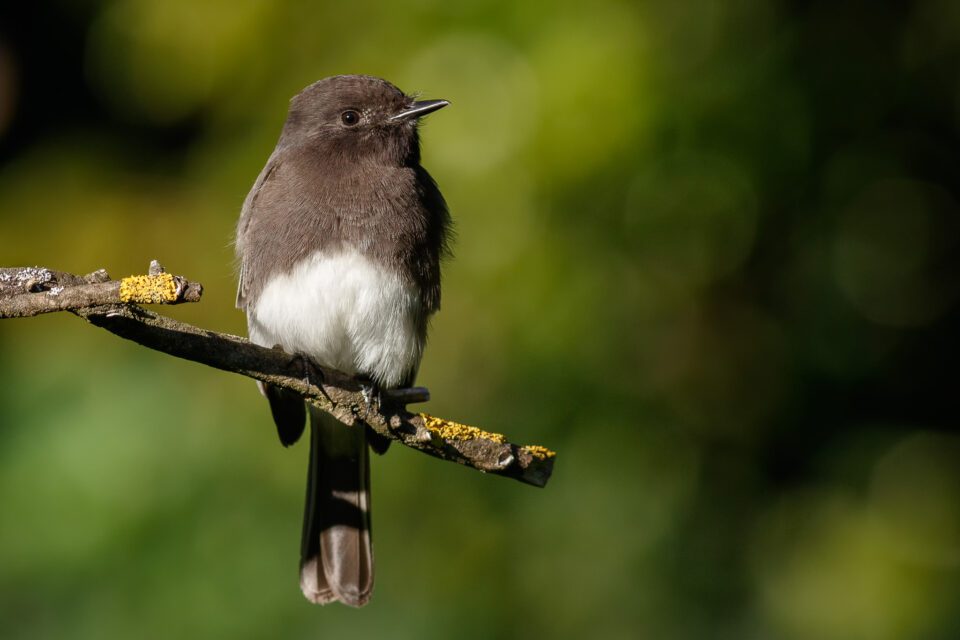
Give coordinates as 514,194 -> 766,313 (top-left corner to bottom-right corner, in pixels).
401,33 -> 538,174
833,179 -> 958,327
870,431 -> 960,567
87,0 -> 275,124
625,151 -> 759,292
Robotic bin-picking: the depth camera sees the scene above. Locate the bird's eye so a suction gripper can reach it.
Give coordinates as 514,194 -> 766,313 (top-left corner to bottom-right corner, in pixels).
341,110 -> 360,126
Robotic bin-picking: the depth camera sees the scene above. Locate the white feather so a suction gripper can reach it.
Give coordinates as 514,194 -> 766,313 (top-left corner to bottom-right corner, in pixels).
248,251 -> 422,388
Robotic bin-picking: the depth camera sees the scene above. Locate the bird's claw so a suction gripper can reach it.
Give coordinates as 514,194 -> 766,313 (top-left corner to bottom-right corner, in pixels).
294,353 -> 334,405
293,353 -> 320,385
360,381 -> 382,414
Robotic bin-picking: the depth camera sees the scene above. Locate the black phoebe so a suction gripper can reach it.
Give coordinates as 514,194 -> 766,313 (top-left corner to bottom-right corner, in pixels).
235,75 -> 451,607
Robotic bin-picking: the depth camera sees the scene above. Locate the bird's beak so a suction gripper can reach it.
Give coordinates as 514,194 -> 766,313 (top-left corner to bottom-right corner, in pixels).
390,99 -> 450,121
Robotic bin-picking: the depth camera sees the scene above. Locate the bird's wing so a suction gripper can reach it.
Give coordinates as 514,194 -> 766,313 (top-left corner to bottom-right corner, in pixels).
415,166 -> 453,315
235,150 -> 283,310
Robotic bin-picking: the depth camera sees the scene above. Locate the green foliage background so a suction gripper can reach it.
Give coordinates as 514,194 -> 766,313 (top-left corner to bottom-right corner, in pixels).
2,1 -> 960,638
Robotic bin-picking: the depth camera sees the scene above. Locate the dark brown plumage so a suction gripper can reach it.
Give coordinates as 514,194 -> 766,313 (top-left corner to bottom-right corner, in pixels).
235,75 -> 451,607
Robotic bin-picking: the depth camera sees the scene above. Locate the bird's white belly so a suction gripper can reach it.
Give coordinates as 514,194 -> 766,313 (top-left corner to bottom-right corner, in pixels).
248,251 -> 423,388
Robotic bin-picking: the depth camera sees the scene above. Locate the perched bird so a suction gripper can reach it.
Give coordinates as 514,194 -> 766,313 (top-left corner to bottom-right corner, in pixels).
235,75 -> 451,607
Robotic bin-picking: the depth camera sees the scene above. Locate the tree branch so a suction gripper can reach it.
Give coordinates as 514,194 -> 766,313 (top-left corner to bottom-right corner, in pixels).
0,261 -> 202,317
0,262 -> 555,487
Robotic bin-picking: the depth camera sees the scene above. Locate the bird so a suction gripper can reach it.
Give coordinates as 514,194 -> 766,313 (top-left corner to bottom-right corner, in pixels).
234,75 -> 451,607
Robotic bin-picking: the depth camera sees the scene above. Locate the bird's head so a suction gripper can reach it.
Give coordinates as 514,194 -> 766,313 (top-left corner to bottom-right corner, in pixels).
281,75 -> 448,167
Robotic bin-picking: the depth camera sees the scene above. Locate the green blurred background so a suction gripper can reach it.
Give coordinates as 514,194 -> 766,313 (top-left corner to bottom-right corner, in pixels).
2,1 -> 960,638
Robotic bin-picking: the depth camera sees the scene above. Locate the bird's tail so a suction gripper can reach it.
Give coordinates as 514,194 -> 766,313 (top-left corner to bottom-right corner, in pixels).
299,406 -> 374,607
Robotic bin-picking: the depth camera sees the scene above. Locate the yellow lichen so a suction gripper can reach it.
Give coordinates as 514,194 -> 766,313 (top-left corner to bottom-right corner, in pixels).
420,413 -> 507,443
119,273 -> 178,304
522,445 -> 557,460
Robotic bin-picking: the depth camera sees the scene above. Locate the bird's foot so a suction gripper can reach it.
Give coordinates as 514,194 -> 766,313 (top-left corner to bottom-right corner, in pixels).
357,377 -> 383,414
294,353 -> 334,405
